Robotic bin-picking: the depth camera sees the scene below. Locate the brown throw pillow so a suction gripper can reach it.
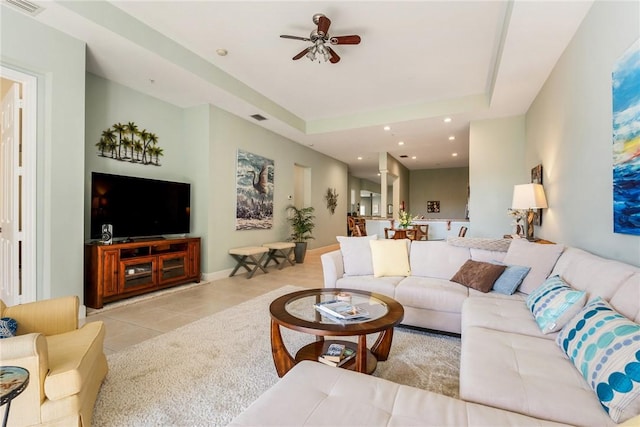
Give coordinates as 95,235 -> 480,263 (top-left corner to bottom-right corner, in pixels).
451,259 -> 507,293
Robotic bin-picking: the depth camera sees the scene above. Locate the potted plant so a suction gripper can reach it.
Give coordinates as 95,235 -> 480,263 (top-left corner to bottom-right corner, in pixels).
286,205 -> 315,263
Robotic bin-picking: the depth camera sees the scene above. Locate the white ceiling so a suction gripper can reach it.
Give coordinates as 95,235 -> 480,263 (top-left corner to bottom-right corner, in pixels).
20,0 -> 593,182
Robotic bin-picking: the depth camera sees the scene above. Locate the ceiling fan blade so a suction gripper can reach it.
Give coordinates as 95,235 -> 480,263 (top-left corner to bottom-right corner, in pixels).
330,35 -> 361,45
327,46 -> 341,64
280,35 -> 311,42
292,48 -> 309,61
317,15 -> 331,36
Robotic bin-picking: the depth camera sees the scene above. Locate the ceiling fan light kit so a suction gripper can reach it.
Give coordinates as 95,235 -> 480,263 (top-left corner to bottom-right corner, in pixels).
280,13 -> 361,64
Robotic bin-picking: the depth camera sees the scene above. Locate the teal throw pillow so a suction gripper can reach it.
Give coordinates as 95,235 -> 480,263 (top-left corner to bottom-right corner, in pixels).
0,317 -> 17,338
556,297 -> 640,423
526,275 -> 587,334
492,263 -> 531,295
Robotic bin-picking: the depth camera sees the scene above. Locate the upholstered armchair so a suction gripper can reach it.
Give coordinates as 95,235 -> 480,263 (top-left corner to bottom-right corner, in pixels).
0,296 -> 107,426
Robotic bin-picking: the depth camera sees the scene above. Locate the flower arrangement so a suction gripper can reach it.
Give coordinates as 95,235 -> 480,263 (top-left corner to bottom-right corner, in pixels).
398,210 -> 413,228
508,208 -> 527,236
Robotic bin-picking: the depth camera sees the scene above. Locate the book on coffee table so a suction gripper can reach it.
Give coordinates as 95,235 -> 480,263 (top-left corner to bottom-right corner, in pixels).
314,300 -> 369,320
322,343 -> 346,362
318,347 -> 356,367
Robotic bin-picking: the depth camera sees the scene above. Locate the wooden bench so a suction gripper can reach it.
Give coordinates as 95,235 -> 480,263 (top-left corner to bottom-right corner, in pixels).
262,242 -> 296,270
228,246 -> 269,278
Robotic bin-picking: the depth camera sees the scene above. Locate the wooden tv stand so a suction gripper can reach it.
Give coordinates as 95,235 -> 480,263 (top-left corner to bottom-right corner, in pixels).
84,237 -> 201,309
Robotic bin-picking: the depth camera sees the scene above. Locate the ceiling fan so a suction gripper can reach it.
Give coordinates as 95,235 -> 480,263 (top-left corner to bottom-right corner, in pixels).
280,13 -> 361,64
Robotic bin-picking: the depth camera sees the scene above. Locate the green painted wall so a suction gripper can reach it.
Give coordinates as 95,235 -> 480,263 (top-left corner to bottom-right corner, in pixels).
525,0 -> 639,266
409,168 -> 469,219
468,116 -> 526,238
1,7 -> 86,300
85,75 -> 348,276
208,105 -> 348,274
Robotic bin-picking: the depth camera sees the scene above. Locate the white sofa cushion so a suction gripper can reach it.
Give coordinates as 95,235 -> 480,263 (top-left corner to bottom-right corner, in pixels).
229,361 -> 572,427
469,248 -> 508,263
335,275 -> 402,299
502,239 -> 564,294
410,241 -> 470,279
396,276 -> 468,313
610,273 -> 640,323
551,247 -> 638,300
336,235 -> 378,276
462,297 -> 552,339
460,326 -> 616,426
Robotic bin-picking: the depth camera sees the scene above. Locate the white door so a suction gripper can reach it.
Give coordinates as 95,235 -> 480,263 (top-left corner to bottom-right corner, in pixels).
0,82 -> 20,305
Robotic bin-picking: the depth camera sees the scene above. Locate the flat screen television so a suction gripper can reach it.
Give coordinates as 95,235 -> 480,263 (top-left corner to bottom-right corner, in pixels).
90,172 -> 191,240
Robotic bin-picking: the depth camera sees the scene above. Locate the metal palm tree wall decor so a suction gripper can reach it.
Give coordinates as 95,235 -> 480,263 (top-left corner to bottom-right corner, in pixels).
96,121 -> 164,166
325,188 -> 338,214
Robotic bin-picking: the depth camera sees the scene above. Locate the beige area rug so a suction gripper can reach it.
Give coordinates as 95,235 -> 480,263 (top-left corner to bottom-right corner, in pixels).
93,286 -> 461,427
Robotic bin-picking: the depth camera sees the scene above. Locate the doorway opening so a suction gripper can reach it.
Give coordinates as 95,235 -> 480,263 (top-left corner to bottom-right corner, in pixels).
1,66 -> 37,305
293,164 -> 311,209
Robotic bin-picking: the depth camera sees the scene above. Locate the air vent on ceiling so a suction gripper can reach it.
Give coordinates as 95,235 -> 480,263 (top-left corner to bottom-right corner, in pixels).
2,0 -> 43,16
399,155 -> 409,158
250,114 -> 267,121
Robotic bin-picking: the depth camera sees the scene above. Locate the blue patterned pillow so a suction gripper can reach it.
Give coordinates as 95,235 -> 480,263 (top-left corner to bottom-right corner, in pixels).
0,317 -> 17,338
556,297 -> 640,423
526,275 -> 587,334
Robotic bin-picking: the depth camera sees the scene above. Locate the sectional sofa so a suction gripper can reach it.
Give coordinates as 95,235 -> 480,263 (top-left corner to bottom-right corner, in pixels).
231,237 -> 640,426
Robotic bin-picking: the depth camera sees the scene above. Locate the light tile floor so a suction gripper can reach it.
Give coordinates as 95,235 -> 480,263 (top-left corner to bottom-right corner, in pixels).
84,245 -> 337,355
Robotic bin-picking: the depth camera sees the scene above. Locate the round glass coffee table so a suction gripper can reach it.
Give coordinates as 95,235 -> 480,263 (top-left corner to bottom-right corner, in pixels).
269,288 -> 404,377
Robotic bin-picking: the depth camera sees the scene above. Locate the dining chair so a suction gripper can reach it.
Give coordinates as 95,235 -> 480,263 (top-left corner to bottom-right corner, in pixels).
414,224 -> 429,240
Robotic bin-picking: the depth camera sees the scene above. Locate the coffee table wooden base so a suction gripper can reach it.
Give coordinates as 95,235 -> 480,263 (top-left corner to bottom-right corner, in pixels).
271,319 -> 395,377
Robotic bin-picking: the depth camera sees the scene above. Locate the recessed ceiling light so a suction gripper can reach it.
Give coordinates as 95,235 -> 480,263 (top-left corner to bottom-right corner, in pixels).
452,152 -> 458,157
398,141 -> 404,146
357,156 -> 363,160
216,48 -> 228,56
383,126 -> 391,131
444,117 -> 452,123
448,136 -> 455,141
411,156 -> 417,160
377,173 -> 381,176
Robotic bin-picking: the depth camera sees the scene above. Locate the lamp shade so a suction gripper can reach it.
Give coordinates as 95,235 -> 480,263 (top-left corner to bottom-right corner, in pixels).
511,183 -> 548,209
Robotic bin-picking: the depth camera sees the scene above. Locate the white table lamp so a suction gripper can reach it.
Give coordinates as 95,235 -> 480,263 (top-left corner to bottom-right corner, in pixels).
511,183 -> 548,240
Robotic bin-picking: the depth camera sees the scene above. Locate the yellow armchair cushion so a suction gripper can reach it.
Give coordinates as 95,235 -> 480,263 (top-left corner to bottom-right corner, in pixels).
2,296 -> 78,336
44,321 -> 106,401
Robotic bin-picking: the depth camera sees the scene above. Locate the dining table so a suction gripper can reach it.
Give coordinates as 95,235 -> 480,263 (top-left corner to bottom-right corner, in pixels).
390,228 -> 413,240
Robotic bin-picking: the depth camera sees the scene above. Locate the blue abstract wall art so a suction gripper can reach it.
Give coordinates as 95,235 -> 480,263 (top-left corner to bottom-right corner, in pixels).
612,38 -> 640,235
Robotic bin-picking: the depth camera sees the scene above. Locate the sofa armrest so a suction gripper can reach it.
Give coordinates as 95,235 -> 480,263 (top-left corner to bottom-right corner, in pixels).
0,333 -> 49,425
4,296 -> 79,336
321,250 -> 344,288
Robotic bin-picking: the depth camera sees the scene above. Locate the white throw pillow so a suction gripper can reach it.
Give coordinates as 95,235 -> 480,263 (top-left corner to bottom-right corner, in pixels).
369,239 -> 411,278
502,239 -> 564,294
337,235 -> 378,276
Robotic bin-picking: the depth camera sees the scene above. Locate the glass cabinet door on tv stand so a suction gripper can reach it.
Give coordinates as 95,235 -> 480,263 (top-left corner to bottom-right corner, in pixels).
120,255 -> 157,293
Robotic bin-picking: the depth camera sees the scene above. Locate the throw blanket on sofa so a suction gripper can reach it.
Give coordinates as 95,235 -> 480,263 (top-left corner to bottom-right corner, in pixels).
447,237 -> 512,252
